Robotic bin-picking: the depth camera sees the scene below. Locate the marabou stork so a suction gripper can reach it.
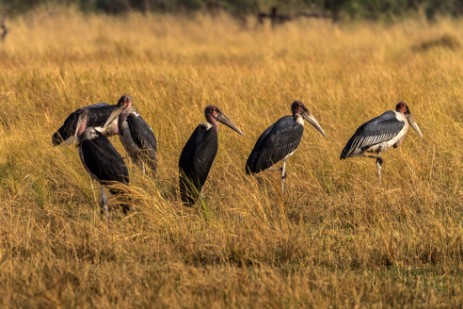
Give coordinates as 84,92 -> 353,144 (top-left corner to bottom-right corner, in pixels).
246,100 -> 326,192
52,102 -> 118,146
179,105 -> 244,206
340,101 -> 423,181
76,110 -> 130,217
103,95 -> 158,176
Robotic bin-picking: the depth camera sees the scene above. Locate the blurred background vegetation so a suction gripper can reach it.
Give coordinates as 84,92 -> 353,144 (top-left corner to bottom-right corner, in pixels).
2,0 -> 463,21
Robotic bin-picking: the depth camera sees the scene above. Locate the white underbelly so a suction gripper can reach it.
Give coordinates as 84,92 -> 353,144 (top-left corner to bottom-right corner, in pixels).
367,125 -> 409,153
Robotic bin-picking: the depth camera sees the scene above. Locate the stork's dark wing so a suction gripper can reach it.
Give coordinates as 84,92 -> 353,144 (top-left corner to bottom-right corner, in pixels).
52,103 -> 117,146
80,134 -> 129,185
340,110 -> 405,159
126,114 -> 157,154
179,125 -> 218,205
86,104 -> 118,126
246,116 -> 304,174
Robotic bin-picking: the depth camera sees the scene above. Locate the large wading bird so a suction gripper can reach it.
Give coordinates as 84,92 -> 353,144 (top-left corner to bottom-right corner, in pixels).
179,105 -> 244,206
52,102 -> 118,146
246,100 -> 326,192
76,110 -> 130,217
103,95 -> 158,176
340,101 -> 423,181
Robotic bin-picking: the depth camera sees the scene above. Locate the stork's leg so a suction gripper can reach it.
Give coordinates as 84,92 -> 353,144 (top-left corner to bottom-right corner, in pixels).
99,186 -> 110,222
281,160 -> 287,193
363,154 -> 384,183
376,156 -> 383,184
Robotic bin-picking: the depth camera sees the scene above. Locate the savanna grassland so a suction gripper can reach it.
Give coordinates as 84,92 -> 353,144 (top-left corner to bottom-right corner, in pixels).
0,7 -> 462,308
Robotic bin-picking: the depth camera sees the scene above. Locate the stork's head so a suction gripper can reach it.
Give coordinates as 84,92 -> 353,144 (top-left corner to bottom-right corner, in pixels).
291,100 -> 327,137
205,105 -> 244,135
116,94 -> 132,110
396,101 -> 423,138
102,94 -> 133,131
396,102 -> 410,115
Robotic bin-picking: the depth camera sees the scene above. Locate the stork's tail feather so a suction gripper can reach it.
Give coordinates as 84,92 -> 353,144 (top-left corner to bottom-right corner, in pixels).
340,151 -> 347,160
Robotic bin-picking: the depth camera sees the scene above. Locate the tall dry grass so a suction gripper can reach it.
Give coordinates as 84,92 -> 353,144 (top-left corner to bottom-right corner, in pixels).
0,7 -> 462,307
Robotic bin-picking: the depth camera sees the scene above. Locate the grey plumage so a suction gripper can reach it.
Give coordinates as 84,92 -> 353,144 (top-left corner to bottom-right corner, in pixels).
340,111 -> 405,159
340,102 -> 423,182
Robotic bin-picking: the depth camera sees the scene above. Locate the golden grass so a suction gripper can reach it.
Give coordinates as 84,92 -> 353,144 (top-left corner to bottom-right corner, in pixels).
0,7 -> 462,307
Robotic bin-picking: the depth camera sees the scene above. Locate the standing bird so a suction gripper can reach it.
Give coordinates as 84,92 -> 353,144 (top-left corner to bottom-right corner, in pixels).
246,101 -> 326,192
340,101 -> 423,181
76,110 -> 130,217
52,102 -> 119,146
104,95 -> 158,176
179,105 -> 244,206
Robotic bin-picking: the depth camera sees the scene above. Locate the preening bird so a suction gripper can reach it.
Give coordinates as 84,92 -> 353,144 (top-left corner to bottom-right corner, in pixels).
76,110 -> 130,217
246,101 -> 326,192
340,101 -> 423,181
179,105 -> 244,206
103,95 -> 158,176
52,102 -> 119,146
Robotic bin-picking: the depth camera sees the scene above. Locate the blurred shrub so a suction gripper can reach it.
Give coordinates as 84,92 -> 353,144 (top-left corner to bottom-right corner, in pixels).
1,0 -> 463,21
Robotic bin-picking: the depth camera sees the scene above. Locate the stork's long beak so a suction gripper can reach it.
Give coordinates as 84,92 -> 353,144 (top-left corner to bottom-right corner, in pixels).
407,114 -> 423,138
101,106 -> 123,132
303,113 -> 327,137
216,113 -> 244,136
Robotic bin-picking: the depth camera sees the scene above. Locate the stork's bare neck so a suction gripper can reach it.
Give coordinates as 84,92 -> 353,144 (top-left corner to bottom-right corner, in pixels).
118,95 -> 133,121
76,111 -> 91,142
206,112 -> 219,131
